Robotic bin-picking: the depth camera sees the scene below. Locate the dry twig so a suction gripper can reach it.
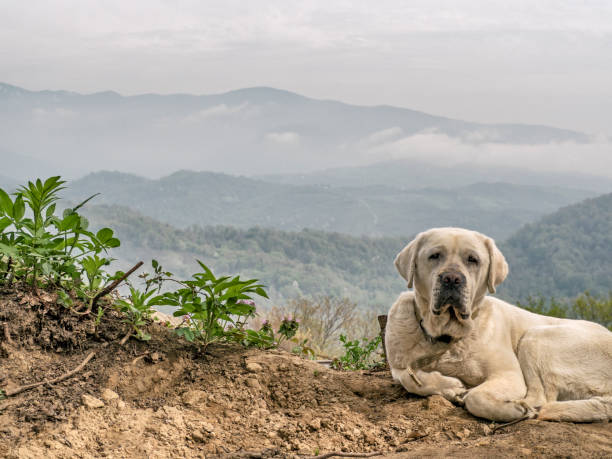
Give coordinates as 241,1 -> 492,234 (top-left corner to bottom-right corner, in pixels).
119,329 -> 133,346
308,452 -> 382,459
491,414 -> 531,433
91,261 -> 143,312
73,261 -> 144,316
2,351 -> 96,397
3,322 -> 13,345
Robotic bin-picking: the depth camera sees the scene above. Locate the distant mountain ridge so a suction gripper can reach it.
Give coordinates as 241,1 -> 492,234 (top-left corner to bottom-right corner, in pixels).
61,169 -> 596,240
258,159 -> 612,194
0,82 -> 591,179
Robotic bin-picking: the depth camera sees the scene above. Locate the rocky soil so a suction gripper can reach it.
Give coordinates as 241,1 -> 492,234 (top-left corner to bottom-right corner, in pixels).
1,288 -> 611,458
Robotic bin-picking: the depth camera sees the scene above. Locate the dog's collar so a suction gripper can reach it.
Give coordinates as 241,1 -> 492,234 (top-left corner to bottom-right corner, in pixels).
419,319 -> 453,344
415,305 -> 454,345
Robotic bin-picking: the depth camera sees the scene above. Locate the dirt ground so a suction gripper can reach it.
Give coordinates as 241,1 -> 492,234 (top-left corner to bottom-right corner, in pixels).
1,287 -> 611,458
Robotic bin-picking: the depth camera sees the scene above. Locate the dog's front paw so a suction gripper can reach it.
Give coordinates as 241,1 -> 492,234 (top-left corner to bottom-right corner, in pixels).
441,385 -> 468,406
506,399 -> 537,419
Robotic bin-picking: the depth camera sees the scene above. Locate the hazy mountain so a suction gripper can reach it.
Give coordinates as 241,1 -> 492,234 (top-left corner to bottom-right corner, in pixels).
62,170 -> 595,240
259,160 -> 612,194
498,193 -> 612,300
0,82 -> 592,179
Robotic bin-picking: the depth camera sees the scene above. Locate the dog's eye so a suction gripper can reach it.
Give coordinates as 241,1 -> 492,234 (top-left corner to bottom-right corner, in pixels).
467,255 -> 479,264
429,253 -> 440,261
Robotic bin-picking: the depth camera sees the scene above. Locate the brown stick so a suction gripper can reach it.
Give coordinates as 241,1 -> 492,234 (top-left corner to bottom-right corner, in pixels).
73,260 -> 143,317
3,351 -> 96,397
377,314 -> 387,361
491,414 -> 531,433
3,322 -> 13,345
308,452 -> 382,459
119,329 -> 132,346
91,261 -> 143,312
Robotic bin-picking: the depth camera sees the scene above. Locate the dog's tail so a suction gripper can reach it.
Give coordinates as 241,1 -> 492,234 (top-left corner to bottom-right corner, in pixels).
538,396 -> 612,422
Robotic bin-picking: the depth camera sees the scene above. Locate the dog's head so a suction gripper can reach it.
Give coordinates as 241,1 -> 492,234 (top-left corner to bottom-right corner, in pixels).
394,227 -> 508,339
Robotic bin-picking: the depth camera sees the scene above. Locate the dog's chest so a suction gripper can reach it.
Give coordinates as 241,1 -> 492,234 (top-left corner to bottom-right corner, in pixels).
422,343 -> 487,387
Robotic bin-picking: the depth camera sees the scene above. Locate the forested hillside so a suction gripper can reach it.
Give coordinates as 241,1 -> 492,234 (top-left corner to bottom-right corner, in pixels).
65,170 -> 594,240
498,193 -> 612,300
78,191 -> 612,308
81,204 -> 407,309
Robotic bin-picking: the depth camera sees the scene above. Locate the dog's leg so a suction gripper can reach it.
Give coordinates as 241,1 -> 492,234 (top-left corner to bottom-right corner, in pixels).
463,371 -> 529,422
392,367 -> 466,402
538,397 -> 612,422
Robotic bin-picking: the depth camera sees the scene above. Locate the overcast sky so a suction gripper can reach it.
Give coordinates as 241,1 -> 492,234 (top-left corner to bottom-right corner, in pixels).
1,0 -> 612,135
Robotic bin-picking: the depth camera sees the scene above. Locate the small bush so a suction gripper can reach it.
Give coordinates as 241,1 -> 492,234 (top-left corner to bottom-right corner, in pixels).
517,291 -> 612,330
332,334 -> 383,370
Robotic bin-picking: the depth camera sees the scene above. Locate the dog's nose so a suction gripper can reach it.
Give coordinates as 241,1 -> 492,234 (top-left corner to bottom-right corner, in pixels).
440,271 -> 465,287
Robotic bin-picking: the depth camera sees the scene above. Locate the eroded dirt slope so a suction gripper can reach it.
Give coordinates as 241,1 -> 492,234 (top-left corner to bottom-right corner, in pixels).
1,288 -> 611,458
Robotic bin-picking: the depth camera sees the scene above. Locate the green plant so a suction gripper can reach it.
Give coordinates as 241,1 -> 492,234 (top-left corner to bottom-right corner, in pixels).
113,260 -> 172,341
0,177 -> 120,295
163,260 -> 269,349
332,334 -> 382,370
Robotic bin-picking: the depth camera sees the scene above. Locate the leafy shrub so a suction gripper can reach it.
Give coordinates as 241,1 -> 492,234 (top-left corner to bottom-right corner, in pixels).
518,291 -> 612,330
160,260 -> 269,349
331,334 -> 382,370
0,177 -> 120,305
0,177 -> 276,351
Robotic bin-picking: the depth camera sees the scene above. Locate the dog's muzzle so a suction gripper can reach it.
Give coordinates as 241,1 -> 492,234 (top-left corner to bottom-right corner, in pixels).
433,270 -> 469,320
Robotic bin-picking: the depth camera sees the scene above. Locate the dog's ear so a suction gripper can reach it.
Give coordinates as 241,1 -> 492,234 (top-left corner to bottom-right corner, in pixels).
484,237 -> 508,294
394,233 -> 425,288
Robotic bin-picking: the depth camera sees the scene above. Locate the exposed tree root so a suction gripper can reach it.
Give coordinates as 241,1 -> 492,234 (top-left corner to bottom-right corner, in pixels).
307,452 -> 382,459
1,351 -> 96,397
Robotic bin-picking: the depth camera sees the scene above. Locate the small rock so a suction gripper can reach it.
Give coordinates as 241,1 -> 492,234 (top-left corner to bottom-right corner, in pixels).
81,394 -> 104,409
182,390 -> 208,406
308,418 -> 321,431
44,439 -> 63,450
116,400 -> 127,410
455,428 -> 471,439
480,424 -> 492,435
156,368 -> 169,379
425,394 -> 454,412
245,377 -> 261,389
246,362 -> 263,373
101,389 -> 119,401
192,430 -> 208,443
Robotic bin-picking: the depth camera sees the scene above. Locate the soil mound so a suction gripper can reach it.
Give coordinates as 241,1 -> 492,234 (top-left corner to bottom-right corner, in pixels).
1,289 -> 611,458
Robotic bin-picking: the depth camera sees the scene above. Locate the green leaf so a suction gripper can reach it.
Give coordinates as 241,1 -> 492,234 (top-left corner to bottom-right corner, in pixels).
106,237 -> 120,248
0,216 -> 11,233
0,189 -> 12,216
175,327 -> 195,342
45,203 -> 57,219
79,216 -> 89,230
254,287 -> 269,299
12,196 -> 25,221
0,242 -> 18,257
96,228 -> 113,243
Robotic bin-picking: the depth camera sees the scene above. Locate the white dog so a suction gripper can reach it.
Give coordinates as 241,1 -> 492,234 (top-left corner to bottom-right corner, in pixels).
386,227 -> 612,422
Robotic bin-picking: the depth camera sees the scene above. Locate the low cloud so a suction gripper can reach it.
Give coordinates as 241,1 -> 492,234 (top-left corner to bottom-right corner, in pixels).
32,107 -> 77,118
183,103 -> 249,122
265,131 -> 301,146
365,130 -> 612,178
